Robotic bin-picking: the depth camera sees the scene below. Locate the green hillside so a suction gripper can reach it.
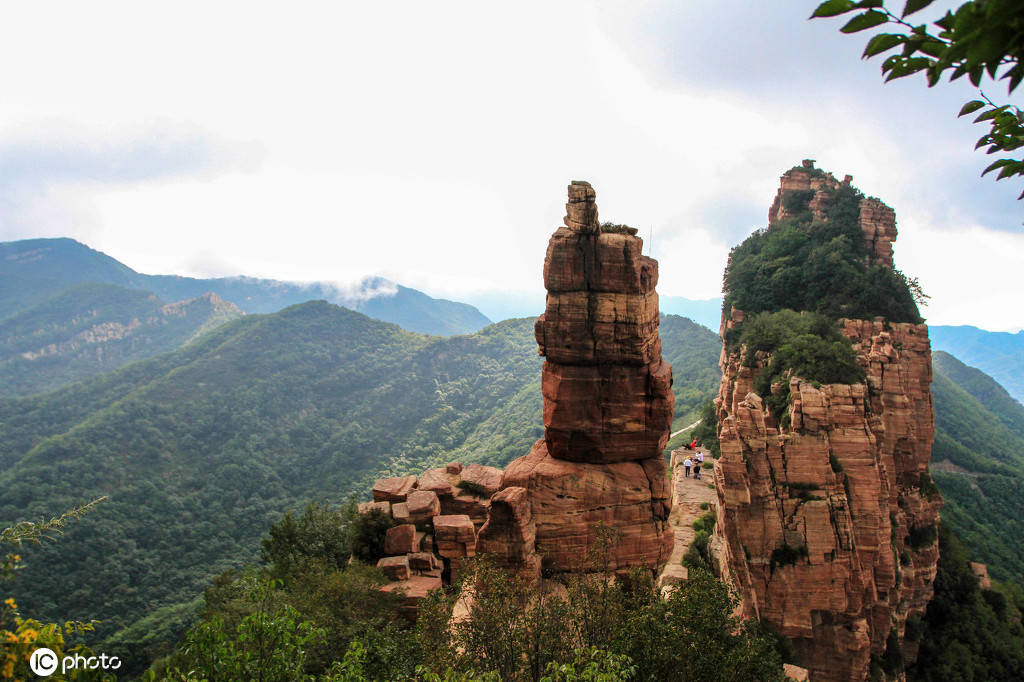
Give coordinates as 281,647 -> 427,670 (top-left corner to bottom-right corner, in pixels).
0,283 -> 242,397
0,305 -> 718,668
930,325 -> 1024,405
0,238 -> 491,336
930,352 -> 1024,583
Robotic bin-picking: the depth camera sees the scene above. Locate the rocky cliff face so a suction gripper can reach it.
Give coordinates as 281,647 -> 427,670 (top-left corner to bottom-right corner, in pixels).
714,167 -> 941,682
493,181 -> 674,575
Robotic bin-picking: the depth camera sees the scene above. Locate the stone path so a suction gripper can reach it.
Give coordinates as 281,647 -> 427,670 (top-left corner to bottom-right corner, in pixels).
658,448 -> 718,588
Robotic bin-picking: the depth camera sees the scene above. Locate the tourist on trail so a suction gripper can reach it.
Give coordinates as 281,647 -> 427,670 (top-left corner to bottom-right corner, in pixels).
696,451 -> 704,465
683,456 -> 693,478
694,459 -> 702,480
690,437 -> 697,450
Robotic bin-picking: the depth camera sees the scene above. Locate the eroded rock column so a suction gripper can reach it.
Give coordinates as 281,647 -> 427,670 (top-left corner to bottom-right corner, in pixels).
486,181 -> 674,575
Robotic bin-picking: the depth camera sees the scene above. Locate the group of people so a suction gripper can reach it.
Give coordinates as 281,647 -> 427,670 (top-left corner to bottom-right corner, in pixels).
682,438 -> 704,480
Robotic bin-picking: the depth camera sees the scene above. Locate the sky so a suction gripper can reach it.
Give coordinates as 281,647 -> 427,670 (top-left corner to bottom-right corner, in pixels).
0,1 -> 1021,331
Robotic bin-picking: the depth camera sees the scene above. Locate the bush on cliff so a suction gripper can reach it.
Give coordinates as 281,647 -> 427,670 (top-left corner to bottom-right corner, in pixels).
727,310 -> 865,421
722,184 -> 922,324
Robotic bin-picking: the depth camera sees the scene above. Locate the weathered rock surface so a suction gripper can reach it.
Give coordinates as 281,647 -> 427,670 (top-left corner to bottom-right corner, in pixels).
377,555 -> 411,581
501,439 -> 673,573
489,181 -> 674,575
384,524 -> 419,556
459,463 -> 503,497
372,475 -> 417,502
714,167 -> 941,682
380,575 -> 443,618
476,486 -> 542,579
405,490 -> 441,525
541,359 -> 673,463
433,514 -> 477,559
357,500 -> 390,516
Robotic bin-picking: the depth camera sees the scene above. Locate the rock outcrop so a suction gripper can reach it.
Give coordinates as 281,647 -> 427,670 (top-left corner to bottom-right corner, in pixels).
364,181 -> 674,611
714,165 -> 941,682
487,181 -> 674,575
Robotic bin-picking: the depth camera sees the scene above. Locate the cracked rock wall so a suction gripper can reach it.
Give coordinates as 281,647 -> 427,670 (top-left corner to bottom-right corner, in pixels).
485,181 -> 674,575
714,167 -> 941,682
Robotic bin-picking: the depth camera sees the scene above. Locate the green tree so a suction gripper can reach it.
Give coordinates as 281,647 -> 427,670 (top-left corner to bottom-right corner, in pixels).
157,579 -> 324,682
811,0 -> 1024,196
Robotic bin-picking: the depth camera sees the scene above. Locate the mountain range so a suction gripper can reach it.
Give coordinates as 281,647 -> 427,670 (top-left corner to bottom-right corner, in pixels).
1,237 -> 1023,675
1,237 -> 491,337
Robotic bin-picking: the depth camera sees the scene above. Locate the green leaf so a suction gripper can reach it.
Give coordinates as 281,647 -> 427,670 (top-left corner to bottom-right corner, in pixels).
958,100 -> 985,117
974,107 -> 1005,123
996,164 -> 1020,181
811,0 -> 856,18
917,40 -> 946,58
863,33 -> 905,58
902,0 -> 934,17
982,159 -> 1011,176
840,10 -> 889,33
969,65 -> 984,86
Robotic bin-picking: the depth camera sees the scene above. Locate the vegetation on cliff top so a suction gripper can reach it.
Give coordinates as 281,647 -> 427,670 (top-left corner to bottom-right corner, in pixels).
722,183 -> 922,324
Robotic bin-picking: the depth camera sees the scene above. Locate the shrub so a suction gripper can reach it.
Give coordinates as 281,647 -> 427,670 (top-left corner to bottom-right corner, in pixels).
908,523 -> 938,550
769,544 -> 808,573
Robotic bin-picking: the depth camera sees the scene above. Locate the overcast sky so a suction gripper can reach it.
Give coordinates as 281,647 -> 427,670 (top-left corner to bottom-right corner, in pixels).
0,1 -> 1020,331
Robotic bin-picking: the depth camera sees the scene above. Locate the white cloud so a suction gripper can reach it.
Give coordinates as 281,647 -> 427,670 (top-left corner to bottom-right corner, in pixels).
0,0 -> 1019,331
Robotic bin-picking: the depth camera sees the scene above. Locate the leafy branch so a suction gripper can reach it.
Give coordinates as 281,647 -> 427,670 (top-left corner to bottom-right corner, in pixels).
1,497 -> 108,547
811,0 -> 1024,197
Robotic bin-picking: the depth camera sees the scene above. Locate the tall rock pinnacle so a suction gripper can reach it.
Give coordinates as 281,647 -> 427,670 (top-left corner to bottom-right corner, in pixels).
713,164 -> 941,682
483,181 -> 675,575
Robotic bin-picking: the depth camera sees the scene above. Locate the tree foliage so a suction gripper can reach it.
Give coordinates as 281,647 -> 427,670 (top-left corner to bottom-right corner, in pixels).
811,0 -> 1024,196
722,184 -> 922,324
907,524 -> 1024,680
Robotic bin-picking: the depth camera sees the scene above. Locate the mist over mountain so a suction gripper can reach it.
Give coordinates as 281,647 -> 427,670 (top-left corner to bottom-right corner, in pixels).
0,238 -> 491,336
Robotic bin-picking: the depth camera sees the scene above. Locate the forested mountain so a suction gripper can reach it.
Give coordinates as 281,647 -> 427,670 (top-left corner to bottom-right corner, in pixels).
0,238 -> 491,336
929,351 -> 1024,583
930,325 -> 1024,405
0,283 -> 242,397
3,291 -> 1021,675
0,304 -> 719,667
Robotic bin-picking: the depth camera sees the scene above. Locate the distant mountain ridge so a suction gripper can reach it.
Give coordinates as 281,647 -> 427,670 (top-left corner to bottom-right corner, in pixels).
0,237 -> 491,336
0,282 -> 242,397
929,325 -> 1024,405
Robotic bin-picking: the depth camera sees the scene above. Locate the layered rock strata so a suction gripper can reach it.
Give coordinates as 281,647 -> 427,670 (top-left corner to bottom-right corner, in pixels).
714,166 -> 941,682
363,181 -> 674,611
489,181 -> 674,574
